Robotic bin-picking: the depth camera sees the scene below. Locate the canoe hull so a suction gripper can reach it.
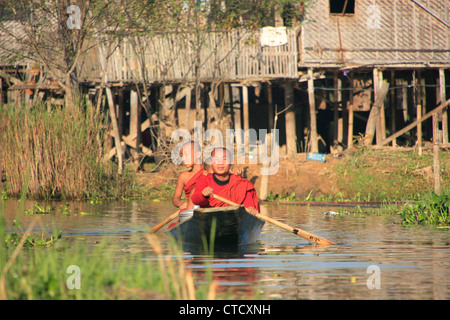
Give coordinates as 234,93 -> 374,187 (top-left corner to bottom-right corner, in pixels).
167,206 -> 265,250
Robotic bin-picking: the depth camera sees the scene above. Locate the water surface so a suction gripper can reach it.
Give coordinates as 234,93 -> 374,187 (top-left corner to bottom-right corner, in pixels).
3,199 -> 449,299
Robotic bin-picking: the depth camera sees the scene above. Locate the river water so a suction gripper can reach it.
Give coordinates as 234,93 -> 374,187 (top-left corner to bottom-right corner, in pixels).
3,199 -> 450,300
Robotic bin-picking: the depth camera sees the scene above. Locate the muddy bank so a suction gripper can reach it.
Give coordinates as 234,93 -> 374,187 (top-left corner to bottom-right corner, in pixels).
137,153 -> 341,200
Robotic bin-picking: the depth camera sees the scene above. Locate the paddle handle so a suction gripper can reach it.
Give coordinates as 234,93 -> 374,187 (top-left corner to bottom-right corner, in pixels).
150,210 -> 180,233
211,194 -> 335,246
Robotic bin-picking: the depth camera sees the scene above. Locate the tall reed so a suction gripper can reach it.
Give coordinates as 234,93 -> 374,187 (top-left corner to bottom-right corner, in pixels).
0,103 -> 134,200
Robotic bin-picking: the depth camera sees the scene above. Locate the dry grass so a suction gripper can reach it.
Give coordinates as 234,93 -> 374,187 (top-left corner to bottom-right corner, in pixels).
0,103 -> 134,200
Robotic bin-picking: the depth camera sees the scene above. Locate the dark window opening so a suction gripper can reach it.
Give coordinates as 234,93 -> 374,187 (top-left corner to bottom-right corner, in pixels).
329,0 -> 355,15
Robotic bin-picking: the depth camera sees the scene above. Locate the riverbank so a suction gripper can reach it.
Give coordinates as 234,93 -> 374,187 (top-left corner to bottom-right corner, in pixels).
137,147 -> 450,202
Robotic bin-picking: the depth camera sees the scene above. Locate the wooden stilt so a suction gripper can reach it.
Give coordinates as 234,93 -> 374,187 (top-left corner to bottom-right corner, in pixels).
242,84 -> 249,132
402,79 -> 408,123
417,103 -> 422,156
333,71 -> 339,143
390,70 -> 397,147
415,70 -> 422,155
373,68 -> 386,145
185,86 -> 192,130
231,84 -> 243,162
379,70 -> 386,143
130,90 -> 140,151
365,80 -> 389,147
106,87 -> 123,174
267,83 -> 274,130
440,68 -> 448,144
242,84 -> 250,157
307,69 -> 318,153
347,102 -> 354,148
433,113 -> 441,194
259,132 -> 271,201
285,81 -> 298,155
118,90 -> 124,140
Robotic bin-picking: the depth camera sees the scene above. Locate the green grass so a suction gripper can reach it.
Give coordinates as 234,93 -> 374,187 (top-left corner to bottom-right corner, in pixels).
0,195 -> 220,300
333,148 -> 450,201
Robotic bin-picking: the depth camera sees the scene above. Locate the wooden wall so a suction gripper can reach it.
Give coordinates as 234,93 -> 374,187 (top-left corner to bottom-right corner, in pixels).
300,0 -> 450,66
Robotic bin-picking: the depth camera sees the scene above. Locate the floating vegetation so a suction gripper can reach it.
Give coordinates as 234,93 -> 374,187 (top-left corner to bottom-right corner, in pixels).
398,191 -> 450,226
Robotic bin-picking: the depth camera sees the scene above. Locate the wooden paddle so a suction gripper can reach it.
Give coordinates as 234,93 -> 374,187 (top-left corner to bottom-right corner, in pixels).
211,194 -> 336,246
150,210 -> 180,233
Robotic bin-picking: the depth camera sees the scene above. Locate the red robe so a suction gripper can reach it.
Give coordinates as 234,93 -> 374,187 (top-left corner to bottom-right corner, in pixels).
191,174 -> 260,212
183,166 -> 204,200
168,166 -> 204,230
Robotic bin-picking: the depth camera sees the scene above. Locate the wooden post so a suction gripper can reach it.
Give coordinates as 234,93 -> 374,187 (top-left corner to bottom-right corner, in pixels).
267,83 -> 274,130
333,71 -> 340,143
232,85 -> 242,131
347,102 -> 354,148
118,90 -> 124,139
415,70 -> 423,155
417,103 -> 422,156
390,70 -> 397,147
242,84 -> 250,157
433,113 -> 441,194
242,84 -> 249,133
365,81 -> 390,146
307,69 -> 318,153
185,86 -> 192,130
379,70 -> 387,143
259,132 -> 271,201
106,87 -> 123,174
374,68 -> 386,145
402,79 -> 408,123
130,90 -> 140,152
440,68 -> 448,144
231,84 -> 243,163
285,81 -> 298,155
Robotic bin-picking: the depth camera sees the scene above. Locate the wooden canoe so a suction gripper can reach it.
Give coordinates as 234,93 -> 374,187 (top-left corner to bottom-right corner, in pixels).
167,205 -> 265,251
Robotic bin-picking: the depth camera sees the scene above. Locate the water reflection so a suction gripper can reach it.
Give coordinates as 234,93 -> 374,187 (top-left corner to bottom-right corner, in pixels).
2,199 -> 449,299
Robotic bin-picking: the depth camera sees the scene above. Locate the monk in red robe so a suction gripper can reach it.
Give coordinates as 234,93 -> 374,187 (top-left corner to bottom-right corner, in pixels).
172,141 -> 203,211
191,147 -> 259,215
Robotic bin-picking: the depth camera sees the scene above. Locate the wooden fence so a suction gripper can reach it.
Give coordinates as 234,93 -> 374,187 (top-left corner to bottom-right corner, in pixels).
78,28 -> 298,83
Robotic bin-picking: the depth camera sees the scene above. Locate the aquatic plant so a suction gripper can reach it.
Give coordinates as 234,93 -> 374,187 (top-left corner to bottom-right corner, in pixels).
398,191 -> 450,226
